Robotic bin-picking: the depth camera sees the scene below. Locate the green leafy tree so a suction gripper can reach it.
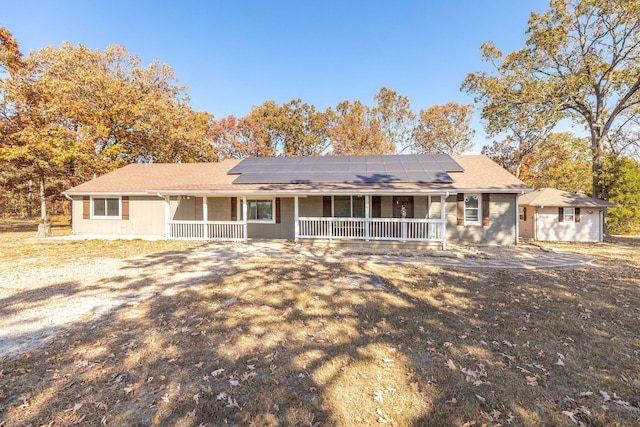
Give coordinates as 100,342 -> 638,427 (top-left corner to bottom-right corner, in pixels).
603,155 -> 640,234
464,0 -> 640,198
412,102 -> 475,155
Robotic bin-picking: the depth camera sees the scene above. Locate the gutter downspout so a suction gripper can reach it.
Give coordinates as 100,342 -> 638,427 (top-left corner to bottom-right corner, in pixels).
441,192 -> 449,250
515,190 -> 525,246
158,193 -> 170,239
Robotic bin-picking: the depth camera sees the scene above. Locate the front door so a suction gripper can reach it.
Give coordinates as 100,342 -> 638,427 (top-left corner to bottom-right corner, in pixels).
393,196 -> 414,218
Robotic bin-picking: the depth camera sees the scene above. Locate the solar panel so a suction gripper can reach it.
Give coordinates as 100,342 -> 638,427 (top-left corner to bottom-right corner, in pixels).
227,154 -> 462,184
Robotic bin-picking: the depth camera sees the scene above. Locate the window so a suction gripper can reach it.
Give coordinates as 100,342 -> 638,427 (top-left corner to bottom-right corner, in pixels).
92,197 -> 120,219
241,199 -> 274,222
333,196 -> 365,218
464,194 -> 481,225
563,207 -> 575,222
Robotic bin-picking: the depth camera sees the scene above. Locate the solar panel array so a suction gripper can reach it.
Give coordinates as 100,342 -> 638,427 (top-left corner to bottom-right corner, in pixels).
228,154 -> 464,184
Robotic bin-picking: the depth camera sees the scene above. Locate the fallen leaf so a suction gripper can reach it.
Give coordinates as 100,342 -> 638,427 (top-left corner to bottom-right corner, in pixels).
562,410 -> 577,423
65,403 -> 83,413
445,359 -> 457,370
226,396 -> 240,408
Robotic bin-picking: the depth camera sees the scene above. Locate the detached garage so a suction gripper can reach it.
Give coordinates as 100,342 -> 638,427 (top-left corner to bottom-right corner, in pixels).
519,188 -> 616,242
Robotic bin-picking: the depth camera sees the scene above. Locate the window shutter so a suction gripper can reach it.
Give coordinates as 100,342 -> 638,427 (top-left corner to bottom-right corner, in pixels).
371,196 -> 382,218
121,196 -> 129,220
575,207 -> 581,223
83,196 -> 90,219
482,193 -> 490,226
275,197 -> 281,224
323,196 -> 332,217
457,193 -> 464,226
558,207 -> 564,222
523,206 -> 527,221
231,197 -> 237,221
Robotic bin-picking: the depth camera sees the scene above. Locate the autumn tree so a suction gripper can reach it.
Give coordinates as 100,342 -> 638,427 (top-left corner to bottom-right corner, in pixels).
464,0 -> 640,199
1,41 -> 215,222
412,102 -> 475,155
329,99 -> 395,155
463,48 -> 560,178
211,115 -> 275,159
0,26 -> 23,73
372,87 -> 415,153
247,99 -> 332,156
517,132 -> 592,192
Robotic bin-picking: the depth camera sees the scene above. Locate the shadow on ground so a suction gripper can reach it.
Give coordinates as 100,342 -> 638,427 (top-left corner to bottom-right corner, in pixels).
1,241 -> 640,426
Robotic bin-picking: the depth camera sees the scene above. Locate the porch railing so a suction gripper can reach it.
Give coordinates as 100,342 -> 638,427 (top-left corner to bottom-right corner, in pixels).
168,220 -> 245,242
297,217 -> 445,243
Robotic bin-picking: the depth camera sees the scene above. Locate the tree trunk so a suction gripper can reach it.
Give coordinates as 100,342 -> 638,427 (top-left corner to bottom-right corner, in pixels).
39,174 -> 48,223
27,180 -> 33,218
591,132 -> 607,201
591,134 -> 608,235
36,223 -> 52,238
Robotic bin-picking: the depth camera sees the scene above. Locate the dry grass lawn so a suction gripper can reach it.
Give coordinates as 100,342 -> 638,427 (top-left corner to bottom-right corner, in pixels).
0,219 -> 639,426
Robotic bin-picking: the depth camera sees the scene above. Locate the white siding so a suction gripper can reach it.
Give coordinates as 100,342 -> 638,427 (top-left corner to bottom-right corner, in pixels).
533,207 -> 602,242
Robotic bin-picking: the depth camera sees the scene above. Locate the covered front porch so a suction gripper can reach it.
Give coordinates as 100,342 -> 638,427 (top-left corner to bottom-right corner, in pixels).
160,193 -> 449,249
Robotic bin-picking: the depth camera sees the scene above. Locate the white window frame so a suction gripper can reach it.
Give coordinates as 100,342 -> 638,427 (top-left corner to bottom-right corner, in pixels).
464,193 -> 482,226
241,198 -> 276,224
332,195 -> 366,218
563,207 -> 575,222
91,196 -> 121,219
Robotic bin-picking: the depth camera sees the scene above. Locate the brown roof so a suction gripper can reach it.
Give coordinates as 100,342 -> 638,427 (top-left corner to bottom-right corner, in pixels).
63,154 -> 531,195
519,188 -> 616,207
63,160 -> 242,195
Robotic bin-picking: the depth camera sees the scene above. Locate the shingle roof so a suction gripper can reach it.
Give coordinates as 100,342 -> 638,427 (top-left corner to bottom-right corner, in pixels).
519,188 -> 616,207
63,154 -> 531,195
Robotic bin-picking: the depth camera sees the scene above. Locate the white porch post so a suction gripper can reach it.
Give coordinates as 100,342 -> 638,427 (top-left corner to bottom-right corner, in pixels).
514,195 -> 519,246
164,196 -> 171,238
294,195 -> 299,242
364,195 -> 370,241
441,194 -> 447,250
242,195 -> 248,244
203,196 -> 209,240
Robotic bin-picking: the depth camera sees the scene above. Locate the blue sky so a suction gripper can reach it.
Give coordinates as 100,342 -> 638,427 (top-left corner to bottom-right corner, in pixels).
3,0 -> 550,151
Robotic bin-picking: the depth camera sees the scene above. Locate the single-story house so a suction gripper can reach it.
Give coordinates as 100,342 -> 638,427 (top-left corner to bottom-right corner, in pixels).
62,154 -> 531,249
518,187 -> 616,242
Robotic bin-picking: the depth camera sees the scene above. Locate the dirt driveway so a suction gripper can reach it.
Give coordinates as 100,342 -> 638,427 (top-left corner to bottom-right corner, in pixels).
0,241 -> 593,359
